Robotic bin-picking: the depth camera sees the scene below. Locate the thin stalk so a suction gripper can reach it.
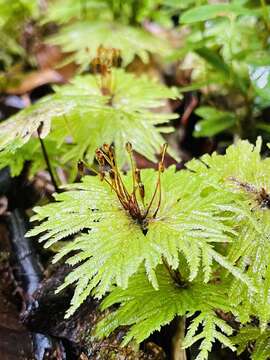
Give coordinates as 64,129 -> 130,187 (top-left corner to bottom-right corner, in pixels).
97,148 -> 131,206
163,259 -> 188,359
109,148 -> 131,203
144,144 -> 167,219
81,159 -> 117,192
127,145 -> 136,193
126,145 -> 141,212
144,171 -> 160,218
38,135 -> 59,192
152,174 -> 161,218
172,317 -> 187,360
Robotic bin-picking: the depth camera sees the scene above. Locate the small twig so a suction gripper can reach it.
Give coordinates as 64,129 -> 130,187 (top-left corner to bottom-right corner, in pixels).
37,132 -> 59,193
181,93 -> 198,127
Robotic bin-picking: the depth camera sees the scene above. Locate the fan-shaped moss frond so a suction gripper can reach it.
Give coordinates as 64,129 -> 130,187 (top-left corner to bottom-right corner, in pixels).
43,0 -> 173,68
233,326 -> 270,360
186,138 -> 263,187
183,311 -> 236,360
43,0 -> 109,25
26,140 -> 270,358
27,146 -> 254,318
48,21 -> 172,68
43,0 -> 176,27
0,97 -> 80,177
96,265 -> 236,360
0,68 -> 179,174
0,98 -> 76,152
186,138 -> 270,334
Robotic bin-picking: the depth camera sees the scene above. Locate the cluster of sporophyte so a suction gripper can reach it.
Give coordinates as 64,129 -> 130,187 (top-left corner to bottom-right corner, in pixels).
27,139 -> 270,360
93,142 -> 168,234
0,45 -> 179,176
91,45 -> 122,98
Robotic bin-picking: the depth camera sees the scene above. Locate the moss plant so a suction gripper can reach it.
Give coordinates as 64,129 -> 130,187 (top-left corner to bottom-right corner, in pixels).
27,139 -> 270,360
0,47 -> 179,178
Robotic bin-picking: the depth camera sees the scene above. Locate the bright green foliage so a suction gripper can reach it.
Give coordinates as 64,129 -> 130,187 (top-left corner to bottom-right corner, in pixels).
232,326 -> 270,360
0,68 -> 178,175
0,138 -> 68,177
183,311 -> 236,360
27,139 -> 270,358
187,138 -> 270,359
0,98 -> 75,177
28,164 -> 251,316
180,3 -> 260,24
43,0 -> 174,68
97,266 -> 236,357
48,21 -> 171,69
0,99 -> 70,151
175,1 -> 270,139
0,0 -> 38,68
194,106 -> 237,137
44,0 -> 177,27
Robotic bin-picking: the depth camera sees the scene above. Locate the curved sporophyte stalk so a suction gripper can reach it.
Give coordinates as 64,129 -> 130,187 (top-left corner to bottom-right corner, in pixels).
95,142 -> 168,235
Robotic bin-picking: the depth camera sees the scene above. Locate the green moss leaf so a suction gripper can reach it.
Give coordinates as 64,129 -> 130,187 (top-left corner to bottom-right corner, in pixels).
0,69 -> 179,173
28,161 -> 253,317
181,4 -> 258,24
97,265 -> 236,359
48,21 -> 172,68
